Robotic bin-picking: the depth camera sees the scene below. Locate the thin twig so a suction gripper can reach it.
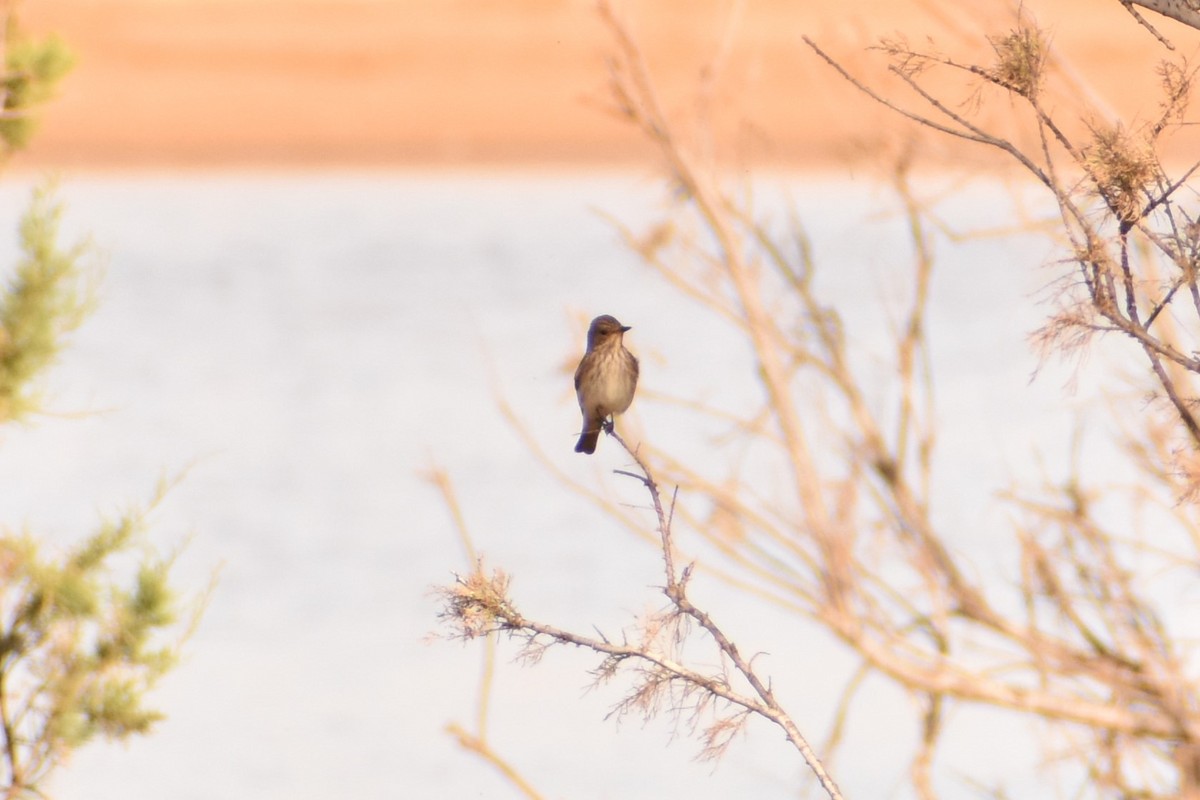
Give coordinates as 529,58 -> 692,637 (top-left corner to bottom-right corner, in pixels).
607,426 -> 846,800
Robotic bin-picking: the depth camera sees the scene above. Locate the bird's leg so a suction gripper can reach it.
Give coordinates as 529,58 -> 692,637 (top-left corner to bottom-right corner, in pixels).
602,416 -> 615,434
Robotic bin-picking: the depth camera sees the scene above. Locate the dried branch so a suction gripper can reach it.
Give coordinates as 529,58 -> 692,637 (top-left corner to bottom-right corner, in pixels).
1125,0 -> 1200,43
430,468 -> 544,800
436,424 -> 846,799
441,5 -> 1200,798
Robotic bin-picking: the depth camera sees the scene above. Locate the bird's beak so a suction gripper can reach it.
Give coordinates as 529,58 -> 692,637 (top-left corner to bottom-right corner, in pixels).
621,325 -> 632,332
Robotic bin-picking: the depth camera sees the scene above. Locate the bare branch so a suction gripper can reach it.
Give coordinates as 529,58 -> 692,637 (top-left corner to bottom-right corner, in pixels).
1125,0 -> 1200,41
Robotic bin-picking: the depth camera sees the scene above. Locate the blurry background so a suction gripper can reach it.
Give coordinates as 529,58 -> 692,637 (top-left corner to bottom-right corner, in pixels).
0,1 -> 1187,798
15,0 -> 1192,171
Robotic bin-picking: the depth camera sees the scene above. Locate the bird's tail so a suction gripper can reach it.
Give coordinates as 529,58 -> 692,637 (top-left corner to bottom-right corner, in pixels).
575,425 -> 599,454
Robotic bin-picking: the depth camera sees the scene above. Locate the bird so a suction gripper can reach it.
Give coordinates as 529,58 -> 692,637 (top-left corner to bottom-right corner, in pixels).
573,314 -> 639,455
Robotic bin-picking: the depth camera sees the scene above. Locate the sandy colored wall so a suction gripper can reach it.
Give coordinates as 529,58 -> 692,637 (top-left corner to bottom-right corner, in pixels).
14,0 -> 1200,170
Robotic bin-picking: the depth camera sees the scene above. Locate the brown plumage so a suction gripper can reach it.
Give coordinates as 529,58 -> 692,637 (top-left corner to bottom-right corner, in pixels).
573,315 -> 639,454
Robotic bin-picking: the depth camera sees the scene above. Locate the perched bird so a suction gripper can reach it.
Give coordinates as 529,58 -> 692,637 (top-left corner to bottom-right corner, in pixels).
573,314 -> 639,454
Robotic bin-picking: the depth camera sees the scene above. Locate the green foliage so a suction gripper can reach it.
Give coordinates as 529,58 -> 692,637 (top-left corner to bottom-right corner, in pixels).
0,185 -> 91,422
0,31 -> 73,153
0,190 -> 199,795
0,488 -> 187,795
0,10 -> 201,799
